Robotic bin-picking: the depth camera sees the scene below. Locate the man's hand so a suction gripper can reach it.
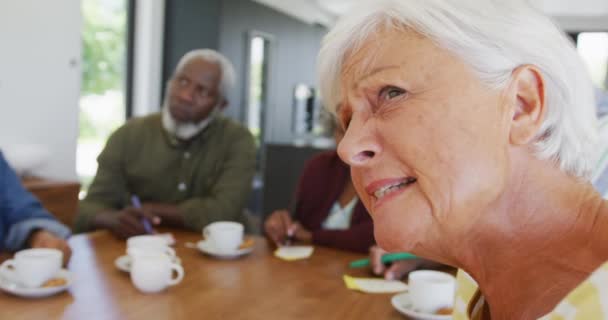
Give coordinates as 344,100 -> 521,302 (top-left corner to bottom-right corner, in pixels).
370,245 -> 422,280
140,203 -> 184,228
29,230 -> 72,266
93,207 -> 161,239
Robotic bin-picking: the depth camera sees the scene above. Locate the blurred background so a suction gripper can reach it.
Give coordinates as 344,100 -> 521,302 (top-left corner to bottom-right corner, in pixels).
0,0 -> 606,218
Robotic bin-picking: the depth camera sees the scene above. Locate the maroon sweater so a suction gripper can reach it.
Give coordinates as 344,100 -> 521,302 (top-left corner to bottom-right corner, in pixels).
293,151 -> 375,253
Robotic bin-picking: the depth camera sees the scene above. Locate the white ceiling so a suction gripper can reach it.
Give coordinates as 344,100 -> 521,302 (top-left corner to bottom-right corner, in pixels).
534,0 -> 608,16
251,0 -> 335,26
254,0 -> 608,29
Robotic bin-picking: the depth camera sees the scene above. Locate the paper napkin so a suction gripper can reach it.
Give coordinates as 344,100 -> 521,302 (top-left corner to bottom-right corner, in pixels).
343,275 -> 408,294
274,246 -> 314,261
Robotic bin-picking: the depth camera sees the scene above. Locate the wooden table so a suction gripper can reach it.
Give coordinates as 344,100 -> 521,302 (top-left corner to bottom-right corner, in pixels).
0,230 -> 407,320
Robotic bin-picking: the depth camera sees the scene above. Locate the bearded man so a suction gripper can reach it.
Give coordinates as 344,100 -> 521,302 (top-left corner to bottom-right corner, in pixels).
75,49 -> 256,238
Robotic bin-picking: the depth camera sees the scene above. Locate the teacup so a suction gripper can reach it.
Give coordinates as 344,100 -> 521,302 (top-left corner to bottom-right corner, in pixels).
127,235 -> 175,257
408,270 -> 456,314
0,248 -> 63,288
130,252 -> 184,294
203,221 -> 243,252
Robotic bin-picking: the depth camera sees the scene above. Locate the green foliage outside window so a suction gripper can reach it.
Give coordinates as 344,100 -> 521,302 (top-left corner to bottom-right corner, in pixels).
81,0 -> 126,95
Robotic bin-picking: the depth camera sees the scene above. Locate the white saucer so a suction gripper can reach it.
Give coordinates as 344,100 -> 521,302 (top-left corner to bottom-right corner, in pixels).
114,255 -> 182,273
391,292 -> 452,320
196,240 -> 253,259
0,269 -> 72,298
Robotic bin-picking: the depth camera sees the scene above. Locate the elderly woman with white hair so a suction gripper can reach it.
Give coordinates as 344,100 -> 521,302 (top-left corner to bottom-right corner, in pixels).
318,0 -> 608,319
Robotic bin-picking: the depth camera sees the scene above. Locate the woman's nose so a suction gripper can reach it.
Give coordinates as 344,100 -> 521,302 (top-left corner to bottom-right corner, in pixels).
337,119 -> 380,167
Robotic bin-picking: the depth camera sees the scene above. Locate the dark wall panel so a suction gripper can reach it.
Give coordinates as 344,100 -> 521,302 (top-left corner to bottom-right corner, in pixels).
218,0 -> 327,140
163,0 -> 222,86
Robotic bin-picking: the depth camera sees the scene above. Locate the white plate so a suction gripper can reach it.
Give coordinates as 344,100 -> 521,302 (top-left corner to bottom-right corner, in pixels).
0,269 -> 72,298
197,240 -> 253,259
391,292 -> 452,320
114,255 -> 182,273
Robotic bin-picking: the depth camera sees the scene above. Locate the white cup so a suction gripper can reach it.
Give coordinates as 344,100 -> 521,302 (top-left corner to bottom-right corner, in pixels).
127,235 -> 175,257
408,270 -> 456,314
130,252 -> 184,294
0,248 -> 63,288
203,221 -> 243,252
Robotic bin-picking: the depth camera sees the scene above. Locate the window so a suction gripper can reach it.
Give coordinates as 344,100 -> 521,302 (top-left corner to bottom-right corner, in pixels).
78,0 -> 130,192
246,34 -> 271,147
577,32 -> 608,90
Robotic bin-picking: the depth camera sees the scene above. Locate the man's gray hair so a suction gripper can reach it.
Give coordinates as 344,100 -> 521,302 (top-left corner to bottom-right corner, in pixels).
317,0 -> 598,179
174,49 -> 236,99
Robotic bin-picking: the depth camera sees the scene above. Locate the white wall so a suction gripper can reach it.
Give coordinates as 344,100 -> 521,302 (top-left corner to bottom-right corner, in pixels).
535,0 -> 608,17
0,0 -> 81,180
553,16 -> 608,32
531,0 -> 608,31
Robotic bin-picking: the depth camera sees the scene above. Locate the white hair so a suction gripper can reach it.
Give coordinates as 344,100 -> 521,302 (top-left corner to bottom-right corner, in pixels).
174,49 -> 236,99
318,0 -> 598,178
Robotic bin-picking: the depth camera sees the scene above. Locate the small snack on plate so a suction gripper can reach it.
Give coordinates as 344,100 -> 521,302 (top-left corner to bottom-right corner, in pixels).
435,307 -> 453,315
41,278 -> 68,288
239,238 -> 255,249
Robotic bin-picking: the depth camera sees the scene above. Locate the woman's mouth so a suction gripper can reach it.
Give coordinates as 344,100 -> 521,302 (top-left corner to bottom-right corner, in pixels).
366,177 -> 417,207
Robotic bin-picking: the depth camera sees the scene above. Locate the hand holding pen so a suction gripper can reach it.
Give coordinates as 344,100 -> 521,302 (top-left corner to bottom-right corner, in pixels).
131,195 -> 160,234
349,246 -> 421,280
92,195 -> 161,239
264,210 -> 312,246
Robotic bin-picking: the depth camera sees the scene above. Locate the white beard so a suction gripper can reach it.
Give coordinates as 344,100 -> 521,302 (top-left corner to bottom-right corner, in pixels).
161,103 -> 219,140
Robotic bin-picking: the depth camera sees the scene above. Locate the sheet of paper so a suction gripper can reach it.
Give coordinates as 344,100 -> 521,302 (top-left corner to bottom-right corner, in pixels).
343,275 -> 408,294
274,246 -> 314,261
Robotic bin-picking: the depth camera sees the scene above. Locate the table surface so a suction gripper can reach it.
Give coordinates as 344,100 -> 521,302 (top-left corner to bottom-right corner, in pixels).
0,230 -> 408,320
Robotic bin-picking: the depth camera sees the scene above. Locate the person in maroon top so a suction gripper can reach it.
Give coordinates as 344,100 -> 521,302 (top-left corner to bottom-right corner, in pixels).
265,150 -> 374,253
265,125 -> 375,253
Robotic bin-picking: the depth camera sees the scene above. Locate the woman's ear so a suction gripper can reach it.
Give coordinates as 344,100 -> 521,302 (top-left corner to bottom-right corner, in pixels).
506,65 -> 546,145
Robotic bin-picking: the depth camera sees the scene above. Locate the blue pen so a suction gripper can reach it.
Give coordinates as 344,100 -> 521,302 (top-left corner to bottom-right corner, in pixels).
131,195 -> 153,234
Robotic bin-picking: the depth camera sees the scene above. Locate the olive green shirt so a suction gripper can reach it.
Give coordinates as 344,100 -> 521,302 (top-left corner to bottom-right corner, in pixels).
74,113 -> 256,233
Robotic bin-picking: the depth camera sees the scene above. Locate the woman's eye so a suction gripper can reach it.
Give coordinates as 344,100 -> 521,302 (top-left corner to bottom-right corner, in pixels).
379,86 -> 406,100
179,78 -> 189,86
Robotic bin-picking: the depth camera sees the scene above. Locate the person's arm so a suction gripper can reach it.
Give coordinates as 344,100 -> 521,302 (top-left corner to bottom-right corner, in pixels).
177,128 -> 256,231
74,126 -> 129,233
0,153 -> 70,251
76,124 -> 166,238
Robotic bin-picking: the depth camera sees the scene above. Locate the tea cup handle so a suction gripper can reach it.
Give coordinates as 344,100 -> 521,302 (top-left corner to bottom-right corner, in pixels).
164,247 -> 176,257
203,227 -> 210,240
0,260 -> 16,279
167,264 -> 184,286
